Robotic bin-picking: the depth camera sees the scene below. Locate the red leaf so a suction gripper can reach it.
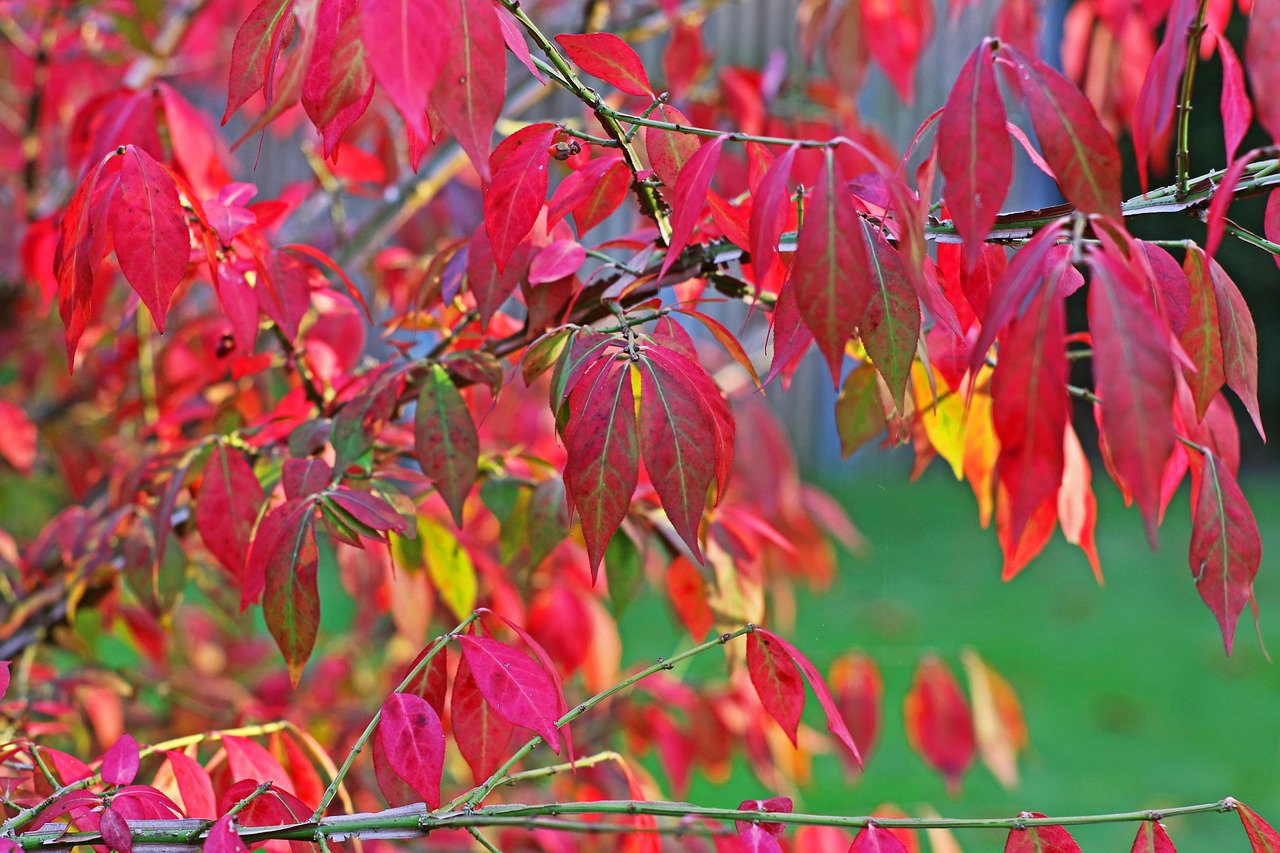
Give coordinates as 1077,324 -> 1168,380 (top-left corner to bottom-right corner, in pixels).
903,655 -> 974,792
564,354 -> 639,578
1009,47 -> 1122,220
939,41 -> 1011,268
111,147 -> 190,332
645,342 -> 735,498
1216,32 -> 1252,162
223,0 -> 295,123
360,0 -> 450,142
415,364 -> 480,527
451,652 -> 516,784
376,693 -> 445,808
849,824 -> 911,853
254,249 -> 312,343
736,797 -> 793,837
282,243 -> 372,321
1205,152 -> 1253,258
1190,449 -> 1261,654
969,219 -> 1067,375
749,144 -> 797,278
102,734 -> 140,787
431,0 -> 506,181
484,124 -> 556,271
645,104 -> 702,188
861,228 -> 921,411
205,816 -> 250,853
1245,0 -> 1280,144
991,281 -> 1068,547
1087,247 -> 1176,547
457,634 -> 564,753
1238,802 -> 1280,852
667,555 -> 712,639
99,805 -> 132,853
496,7 -> 543,83
1003,818 -> 1082,853
675,308 -> 762,387
467,225 -> 526,326
529,240 -> 586,284
0,661 -> 8,700
791,153 -> 870,385
253,499 -> 320,685
738,824 -> 785,853
1131,821 -> 1178,853
55,162 -> 108,366
862,0 -> 931,101
830,652 -> 883,767
660,136 -> 724,280
1179,247 -> 1226,422
223,735 -> 295,796
1206,256 -> 1264,439
0,402 -> 36,474
571,157 -> 631,235
197,444 -> 265,583
302,0 -> 375,158
755,629 -> 862,767
165,752 -> 217,818
746,632 -> 805,746
555,33 -> 654,97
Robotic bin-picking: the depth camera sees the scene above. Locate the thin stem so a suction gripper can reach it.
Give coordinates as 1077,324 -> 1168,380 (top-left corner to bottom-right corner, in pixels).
453,626 -> 755,810
468,827 -> 504,853
492,750 -> 625,789
1175,0 -> 1211,195
498,0 -> 672,243
310,612 -> 481,820
1223,219 -> 1280,255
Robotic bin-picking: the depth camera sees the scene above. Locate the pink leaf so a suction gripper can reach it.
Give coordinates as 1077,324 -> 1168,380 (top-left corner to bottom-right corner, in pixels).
529,240 -> 586,284
749,144 -> 797,278
849,824 -> 912,853
197,444 -> 265,583
1206,256 -> 1264,439
431,0 -> 506,182
376,693 -> 445,808
102,734 -> 140,787
360,0 -> 450,141
205,816 -> 250,853
99,805 -> 132,853
0,402 -> 36,474
457,634 -> 564,753
1245,0 -> 1280,144
555,33 -> 654,96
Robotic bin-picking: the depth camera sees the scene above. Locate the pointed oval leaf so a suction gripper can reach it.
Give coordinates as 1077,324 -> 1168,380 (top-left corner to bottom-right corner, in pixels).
644,104 -> 702,188
1131,821 -> 1178,853
197,444 -> 266,583
849,824 -> 911,853
376,693 -> 445,808
564,355 -> 639,578
102,734 -> 140,787
1009,47 -> 1122,220
749,144 -> 798,278
555,33 -> 654,97
903,655 -> 974,792
1206,256 -> 1264,439
99,805 -> 132,853
1238,802 -> 1280,852
939,41 -> 1012,267
484,123 -> 556,272
111,147 -> 190,332
861,227 -> 922,411
451,652 -> 517,784
415,364 -> 480,526
1179,247 -> 1226,422
830,652 -> 883,767
1217,33 -> 1252,162
432,0 -> 506,181
1245,0 -> 1280,143
746,632 -> 805,746
660,136 -> 724,280
255,500 -> 320,686
756,628 -> 862,767
205,816 -> 250,853
456,634 -> 564,753
223,0 -> 295,123
1191,450 -> 1261,654
791,153 -> 871,385
165,752 -> 217,819
1087,247 -> 1176,547
360,0 -> 450,141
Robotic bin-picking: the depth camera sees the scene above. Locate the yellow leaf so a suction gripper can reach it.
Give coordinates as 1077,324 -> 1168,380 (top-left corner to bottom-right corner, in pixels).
419,516 -> 477,620
961,648 -> 1027,789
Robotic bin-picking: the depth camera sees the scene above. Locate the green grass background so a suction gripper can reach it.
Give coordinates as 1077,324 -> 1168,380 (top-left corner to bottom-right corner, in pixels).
617,460 -> 1280,851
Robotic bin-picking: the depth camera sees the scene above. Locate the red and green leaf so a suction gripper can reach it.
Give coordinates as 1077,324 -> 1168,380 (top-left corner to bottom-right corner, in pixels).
415,364 -> 480,527
746,632 -> 805,745
431,0 -> 506,181
1190,449 -> 1261,654
555,32 -> 654,97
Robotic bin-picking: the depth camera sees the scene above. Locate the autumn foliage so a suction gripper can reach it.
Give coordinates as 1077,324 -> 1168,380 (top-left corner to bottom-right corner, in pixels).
1,0 -> 1280,849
